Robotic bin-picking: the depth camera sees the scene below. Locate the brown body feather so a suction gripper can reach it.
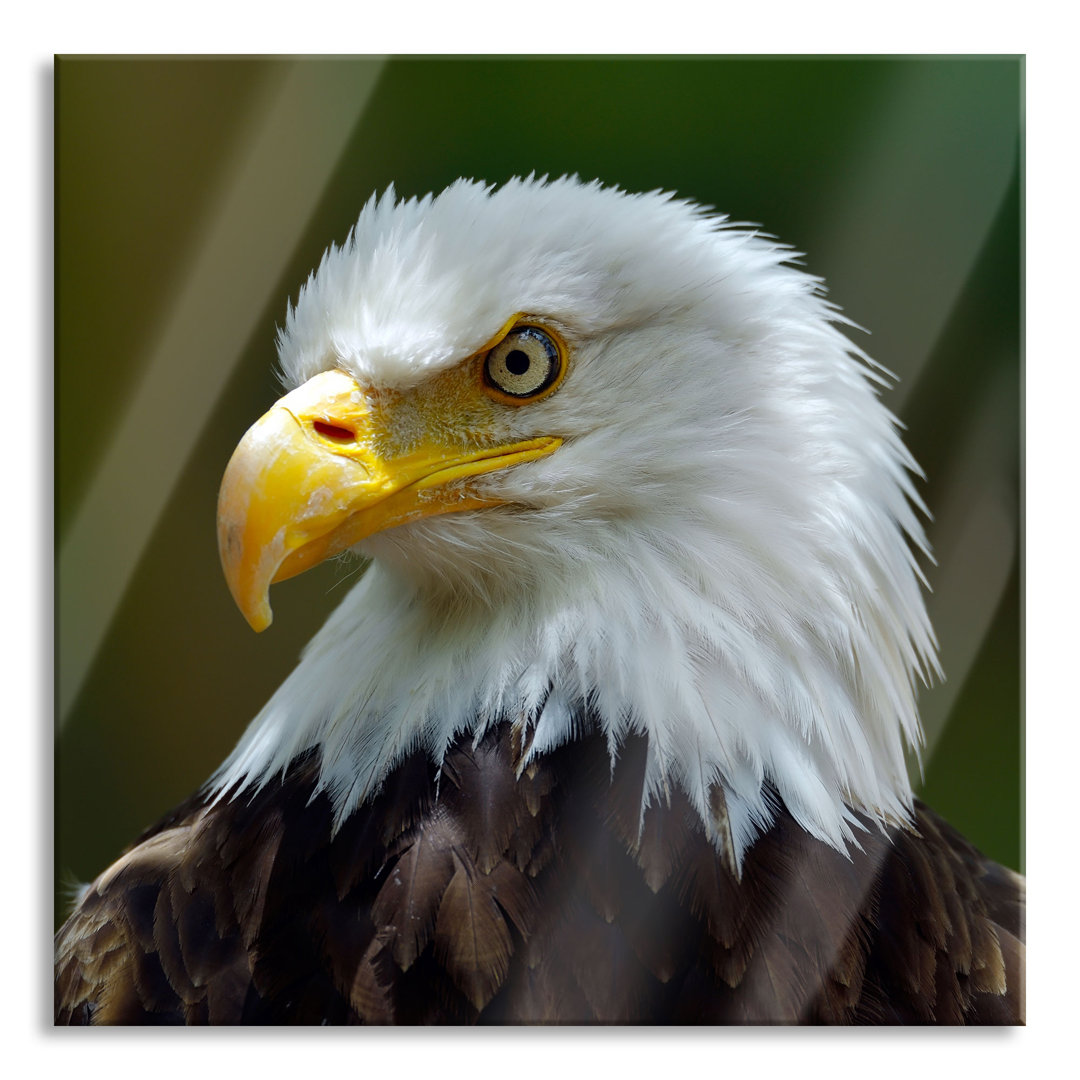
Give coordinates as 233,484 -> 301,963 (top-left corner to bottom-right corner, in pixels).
55,723 -> 1024,1025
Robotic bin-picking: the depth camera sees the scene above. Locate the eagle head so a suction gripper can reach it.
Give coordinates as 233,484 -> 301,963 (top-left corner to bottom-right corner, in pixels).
212,176 -> 938,867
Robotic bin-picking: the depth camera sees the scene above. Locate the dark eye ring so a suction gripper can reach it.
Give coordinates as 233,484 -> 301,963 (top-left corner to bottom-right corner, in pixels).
483,326 -> 565,401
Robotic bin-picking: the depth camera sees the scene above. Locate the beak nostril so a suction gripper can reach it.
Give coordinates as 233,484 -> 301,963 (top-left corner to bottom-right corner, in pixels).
313,420 -> 355,443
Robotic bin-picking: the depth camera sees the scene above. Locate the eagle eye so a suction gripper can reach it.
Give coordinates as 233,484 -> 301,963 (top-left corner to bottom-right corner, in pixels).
483,325 -> 565,402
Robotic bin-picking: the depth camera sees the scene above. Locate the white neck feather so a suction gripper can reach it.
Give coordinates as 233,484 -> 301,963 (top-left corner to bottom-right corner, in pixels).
212,472 -> 936,866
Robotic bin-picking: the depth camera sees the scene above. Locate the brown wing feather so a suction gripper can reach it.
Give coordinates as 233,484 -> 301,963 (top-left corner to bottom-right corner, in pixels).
56,721 -> 1024,1024
370,814 -> 456,971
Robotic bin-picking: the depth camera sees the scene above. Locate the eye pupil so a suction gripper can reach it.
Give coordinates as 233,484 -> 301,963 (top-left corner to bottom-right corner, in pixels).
505,349 -> 531,376
483,324 -> 564,401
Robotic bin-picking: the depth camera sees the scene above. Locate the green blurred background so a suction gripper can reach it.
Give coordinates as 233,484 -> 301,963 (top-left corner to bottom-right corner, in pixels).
55,57 -> 1022,924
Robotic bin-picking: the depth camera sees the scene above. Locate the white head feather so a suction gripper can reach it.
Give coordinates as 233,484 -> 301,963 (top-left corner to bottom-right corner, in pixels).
212,176 -> 939,866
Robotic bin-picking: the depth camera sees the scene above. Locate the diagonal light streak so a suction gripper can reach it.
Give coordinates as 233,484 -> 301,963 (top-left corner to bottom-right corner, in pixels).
810,61 -> 1019,409
808,61 -> 1019,774
916,360 -> 1018,765
57,59 -> 385,727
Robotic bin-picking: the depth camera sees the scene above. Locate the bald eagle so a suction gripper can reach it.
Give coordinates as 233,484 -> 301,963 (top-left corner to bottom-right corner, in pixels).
55,177 -> 1024,1025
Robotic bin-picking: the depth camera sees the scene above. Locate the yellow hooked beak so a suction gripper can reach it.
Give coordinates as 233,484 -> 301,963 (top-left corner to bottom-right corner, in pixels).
217,368 -> 561,631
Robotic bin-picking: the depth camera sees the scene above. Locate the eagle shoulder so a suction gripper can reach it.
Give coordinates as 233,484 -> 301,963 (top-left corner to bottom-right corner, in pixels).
55,726 -> 1024,1024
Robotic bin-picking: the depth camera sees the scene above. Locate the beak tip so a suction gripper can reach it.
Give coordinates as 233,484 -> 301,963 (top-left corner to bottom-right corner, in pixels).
246,606 -> 273,633
219,544 -> 275,633
218,501 -> 277,633
228,574 -> 274,633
